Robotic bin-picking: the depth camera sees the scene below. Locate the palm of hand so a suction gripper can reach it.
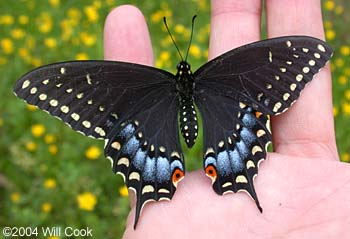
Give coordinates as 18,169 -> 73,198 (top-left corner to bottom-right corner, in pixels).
104,2 -> 350,238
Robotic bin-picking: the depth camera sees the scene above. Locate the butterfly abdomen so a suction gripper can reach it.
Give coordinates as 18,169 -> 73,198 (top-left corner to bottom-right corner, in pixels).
179,98 -> 198,148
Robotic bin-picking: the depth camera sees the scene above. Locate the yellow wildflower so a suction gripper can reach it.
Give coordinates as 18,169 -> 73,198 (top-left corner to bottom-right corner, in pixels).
44,38 -> 57,48
333,106 -> 338,117
174,24 -> 185,34
160,51 -> 170,61
344,68 -> 350,76
80,32 -> 96,46
342,102 -> 350,116
0,57 -> 7,65
335,58 -> 344,68
44,178 -> 57,189
77,192 -> 97,211
338,75 -> 348,85
31,57 -> 42,67
93,0 -> 102,8
11,192 -> 20,202
27,104 -> 37,111
67,8 -> 81,21
345,90 -> 350,100
75,53 -> 89,60
161,36 -> 173,48
341,153 -> 349,162
198,0 -> 207,10
119,185 -> 129,197
47,237 -> 60,239
0,15 -> 14,25
335,5 -> 344,15
31,124 -> 46,137
18,48 -> 29,59
189,44 -> 201,59
324,0 -> 335,11
18,15 -> 29,25
163,9 -> 172,18
0,117 -> 3,127
325,30 -> 335,41
38,12 -> 52,33
49,0 -> 60,7
26,36 -> 36,50
11,28 -> 25,39
204,49 -> 208,59
26,141 -> 37,152
45,134 -> 56,144
84,6 -> 99,23
340,46 -> 350,56
155,59 -> 163,69
106,0 -> 114,6
1,38 -> 14,54
324,21 -> 332,29
151,10 -> 163,23
41,202 -> 52,213
85,146 -> 101,160
49,145 -> 58,155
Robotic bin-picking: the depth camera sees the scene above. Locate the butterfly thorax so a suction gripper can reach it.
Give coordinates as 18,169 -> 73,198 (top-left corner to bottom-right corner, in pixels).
175,61 -> 198,148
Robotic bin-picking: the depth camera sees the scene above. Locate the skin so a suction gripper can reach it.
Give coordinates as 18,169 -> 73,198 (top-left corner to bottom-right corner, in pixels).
104,1 -> 350,238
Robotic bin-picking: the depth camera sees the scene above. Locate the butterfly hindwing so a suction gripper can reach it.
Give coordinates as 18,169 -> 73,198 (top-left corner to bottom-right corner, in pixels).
104,92 -> 185,228
195,91 -> 271,210
194,36 -> 333,115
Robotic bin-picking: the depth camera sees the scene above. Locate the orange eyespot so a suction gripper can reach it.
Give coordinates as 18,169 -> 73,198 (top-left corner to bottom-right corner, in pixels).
205,165 -> 217,183
171,168 -> 184,187
255,111 -> 263,118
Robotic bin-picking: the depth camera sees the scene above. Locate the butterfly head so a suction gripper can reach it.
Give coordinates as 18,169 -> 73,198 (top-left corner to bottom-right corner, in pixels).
177,61 -> 192,76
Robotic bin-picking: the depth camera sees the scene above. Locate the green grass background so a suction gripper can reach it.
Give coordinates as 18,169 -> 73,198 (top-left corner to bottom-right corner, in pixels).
0,1 -> 349,238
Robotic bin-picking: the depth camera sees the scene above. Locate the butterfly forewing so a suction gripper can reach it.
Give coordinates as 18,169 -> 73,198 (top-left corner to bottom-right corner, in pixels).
14,61 -> 175,138
194,36 -> 333,115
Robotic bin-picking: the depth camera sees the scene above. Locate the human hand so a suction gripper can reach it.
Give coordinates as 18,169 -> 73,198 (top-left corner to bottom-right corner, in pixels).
104,2 -> 350,238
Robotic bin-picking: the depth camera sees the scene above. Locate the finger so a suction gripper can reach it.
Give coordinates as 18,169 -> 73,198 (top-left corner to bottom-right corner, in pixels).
104,5 -> 153,66
103,4 -> 153,230
209,0 -> 262,60
266,0 -> 338,160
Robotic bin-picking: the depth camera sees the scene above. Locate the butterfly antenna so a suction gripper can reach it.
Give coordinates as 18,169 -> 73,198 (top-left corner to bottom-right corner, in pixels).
163,16 -> 183,61
185,15 -> 197,61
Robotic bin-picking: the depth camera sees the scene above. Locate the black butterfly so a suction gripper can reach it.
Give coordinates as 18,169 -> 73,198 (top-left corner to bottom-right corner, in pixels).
13,16 -> 332,228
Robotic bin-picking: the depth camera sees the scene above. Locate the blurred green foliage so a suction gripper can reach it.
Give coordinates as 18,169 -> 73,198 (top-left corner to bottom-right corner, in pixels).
0,0 -> 349,238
